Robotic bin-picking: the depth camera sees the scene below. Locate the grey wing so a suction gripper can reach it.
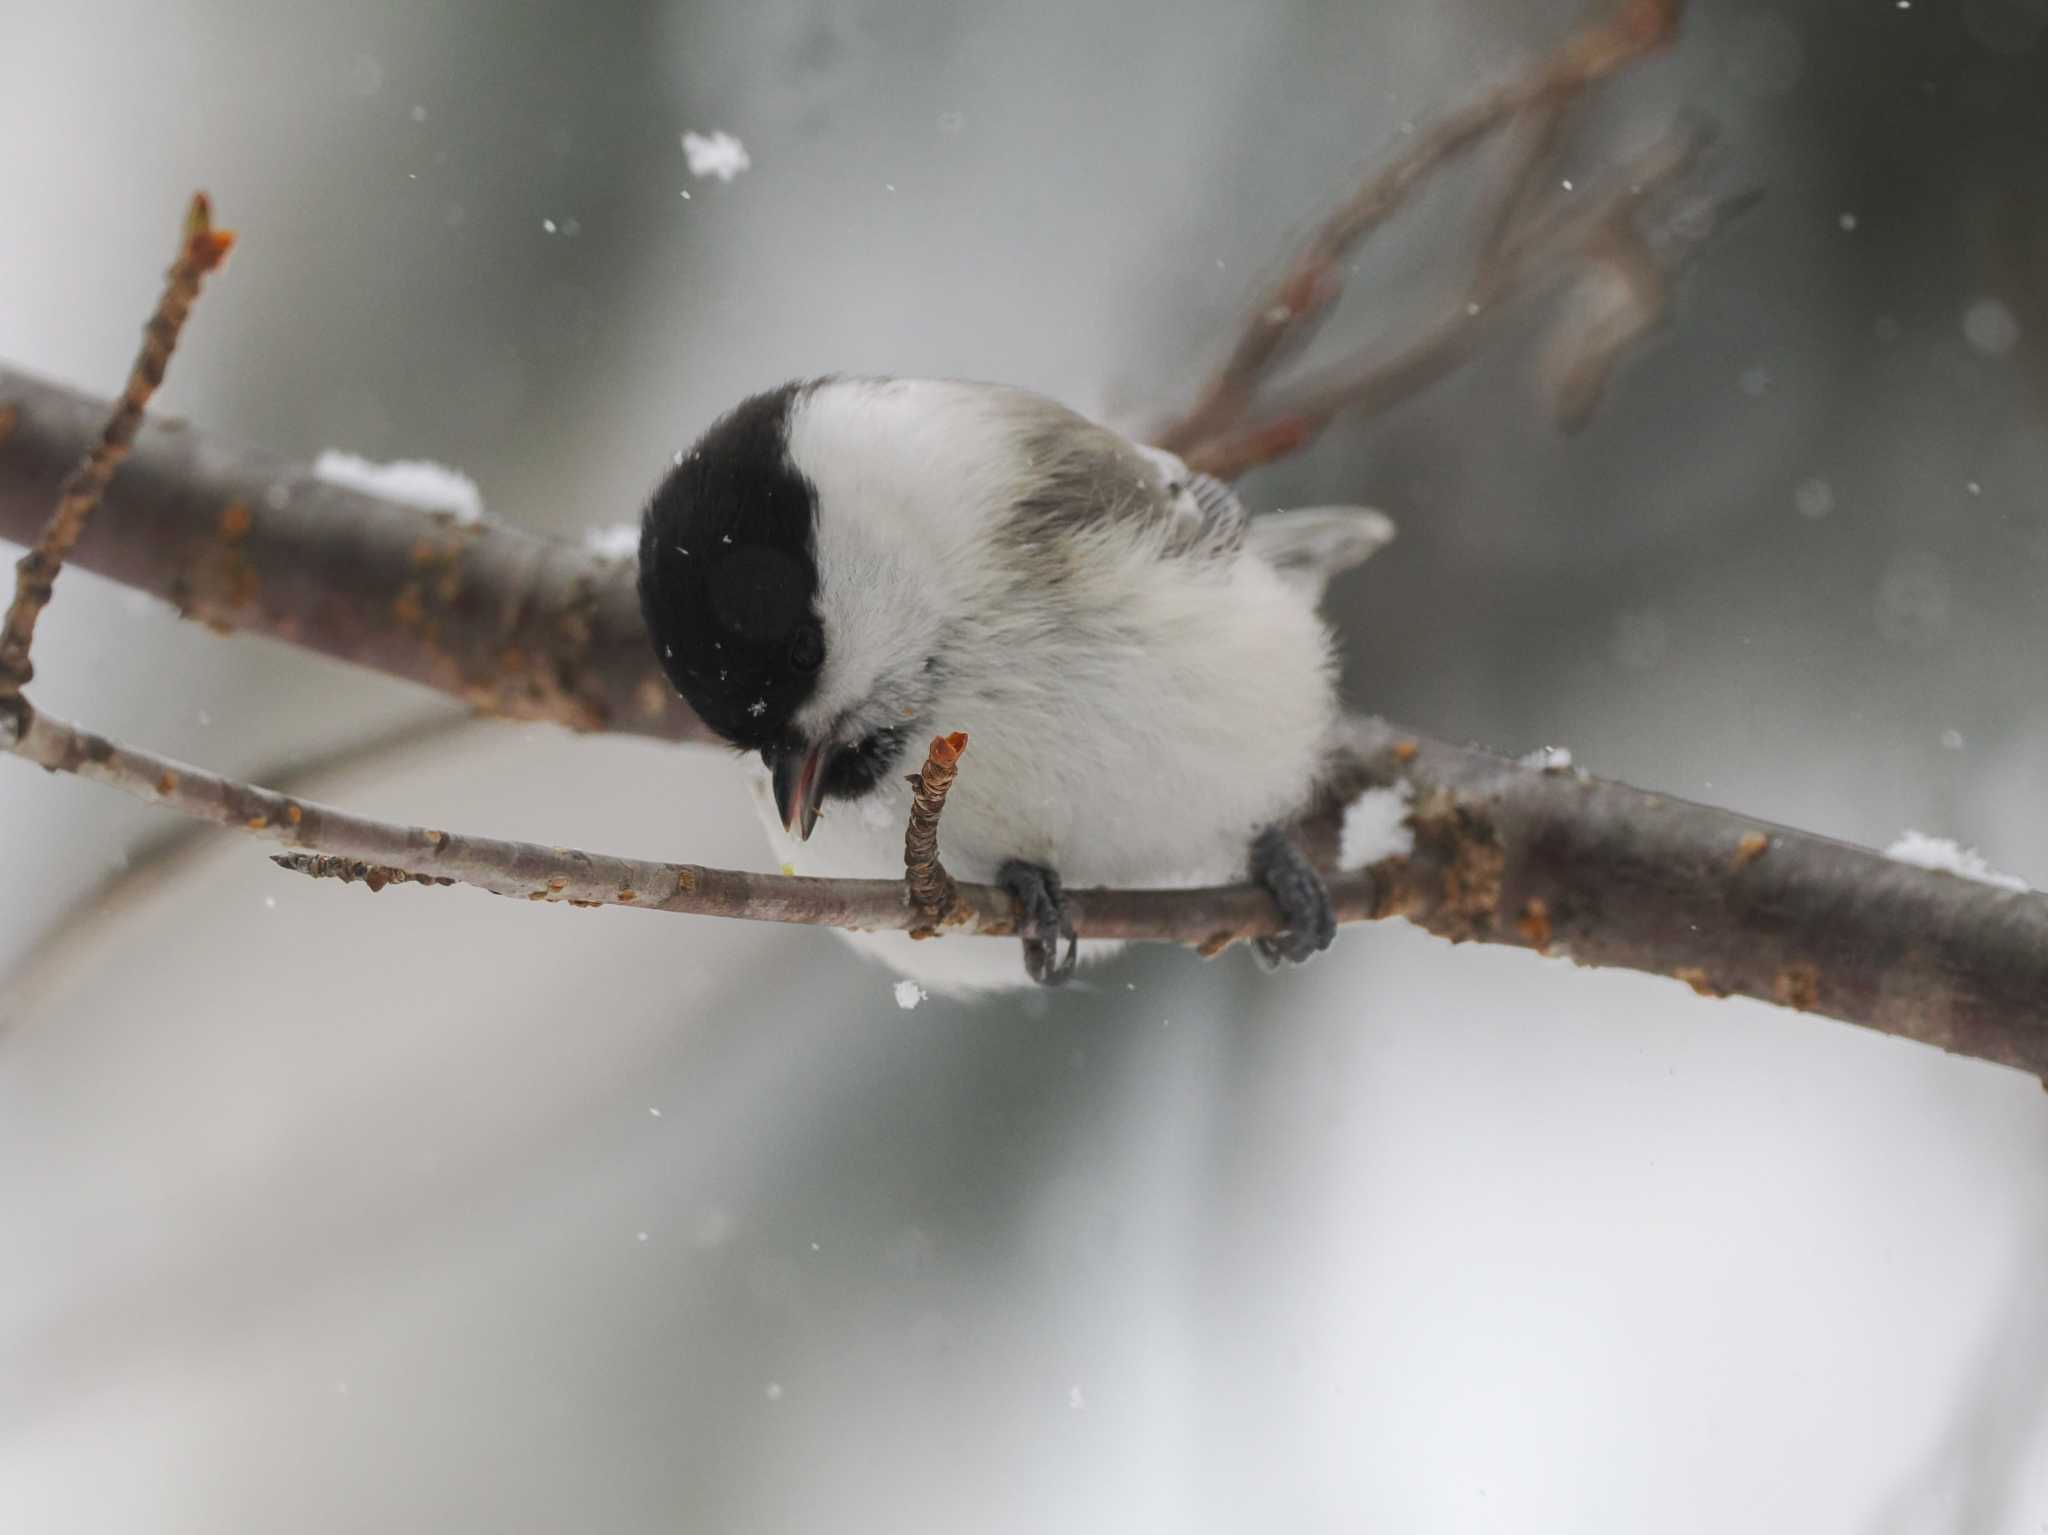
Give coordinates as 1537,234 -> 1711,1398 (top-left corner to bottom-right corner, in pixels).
993,386 -> 1248,560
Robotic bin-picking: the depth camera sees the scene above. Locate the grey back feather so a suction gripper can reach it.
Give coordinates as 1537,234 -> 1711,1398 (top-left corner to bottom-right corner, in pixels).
997,392 -> 1246,558
984,385 -> 1392,590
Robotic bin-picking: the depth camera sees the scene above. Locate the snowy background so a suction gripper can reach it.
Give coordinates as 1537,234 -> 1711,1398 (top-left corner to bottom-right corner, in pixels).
3,0 -> 2048,1529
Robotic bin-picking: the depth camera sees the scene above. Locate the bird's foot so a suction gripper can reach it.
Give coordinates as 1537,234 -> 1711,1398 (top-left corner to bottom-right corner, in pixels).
997,859 -> 1078,987
1249,826 -> 1336,970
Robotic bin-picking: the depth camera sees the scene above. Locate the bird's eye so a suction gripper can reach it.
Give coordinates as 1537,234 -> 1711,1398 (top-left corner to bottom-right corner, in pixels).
788,621 -> 824,673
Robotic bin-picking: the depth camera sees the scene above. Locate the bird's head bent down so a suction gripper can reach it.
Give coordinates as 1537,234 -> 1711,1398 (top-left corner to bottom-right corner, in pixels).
637,380 -> 944,842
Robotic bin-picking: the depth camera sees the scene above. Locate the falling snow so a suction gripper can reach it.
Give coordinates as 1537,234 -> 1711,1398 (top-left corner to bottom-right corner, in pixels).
682,129 -> 751,182
894,980 -> 927,1010
1794,477 -> 1835,519
1962,299 -> 2020,357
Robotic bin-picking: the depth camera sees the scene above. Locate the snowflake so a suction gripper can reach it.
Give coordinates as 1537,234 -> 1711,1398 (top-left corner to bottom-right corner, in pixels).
747,700 -> 767,718
681,129 -> 751,182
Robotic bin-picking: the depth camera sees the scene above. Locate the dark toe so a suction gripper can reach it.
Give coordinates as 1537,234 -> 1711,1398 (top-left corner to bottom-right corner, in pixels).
1249,826 -> 1336,969
998,860 -> 1078,987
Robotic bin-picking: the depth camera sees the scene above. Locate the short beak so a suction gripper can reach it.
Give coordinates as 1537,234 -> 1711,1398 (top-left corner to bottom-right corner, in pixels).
772,742 -> 830,841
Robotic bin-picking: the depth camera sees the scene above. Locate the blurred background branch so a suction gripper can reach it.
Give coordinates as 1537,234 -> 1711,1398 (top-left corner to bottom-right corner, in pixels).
1150,0 -> 1702,476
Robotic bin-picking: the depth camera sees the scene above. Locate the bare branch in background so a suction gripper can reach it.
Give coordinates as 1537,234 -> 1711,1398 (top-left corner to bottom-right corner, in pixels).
1183,125 -> 1717,479
1152,0 -> 1692,478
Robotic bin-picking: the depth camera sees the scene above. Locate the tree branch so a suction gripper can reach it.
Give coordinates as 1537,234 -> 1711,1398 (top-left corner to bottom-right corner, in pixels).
0,365 -> 708,744
1322,724 -> 2048,1081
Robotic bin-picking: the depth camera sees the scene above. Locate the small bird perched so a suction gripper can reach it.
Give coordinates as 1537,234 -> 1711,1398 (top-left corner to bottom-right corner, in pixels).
638,378 -> 1393,992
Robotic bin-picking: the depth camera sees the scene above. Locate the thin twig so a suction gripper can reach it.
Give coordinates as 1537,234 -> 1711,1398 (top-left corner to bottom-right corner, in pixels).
1150,0 -> 1684,466
0,195 -> 232,725
903,730 -> 968,923
1181,124 -> 1710,480
0,708 -> 470,1030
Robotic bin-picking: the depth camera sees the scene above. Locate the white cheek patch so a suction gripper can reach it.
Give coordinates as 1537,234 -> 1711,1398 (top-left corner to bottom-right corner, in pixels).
797,513 -> 934,733
785,384 -> 993,741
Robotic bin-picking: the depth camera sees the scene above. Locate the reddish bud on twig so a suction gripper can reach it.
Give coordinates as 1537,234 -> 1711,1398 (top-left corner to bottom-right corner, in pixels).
904,731 -> 969,923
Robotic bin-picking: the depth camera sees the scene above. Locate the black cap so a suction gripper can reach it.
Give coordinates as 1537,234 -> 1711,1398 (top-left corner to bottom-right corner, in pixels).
637,383 -> 827,750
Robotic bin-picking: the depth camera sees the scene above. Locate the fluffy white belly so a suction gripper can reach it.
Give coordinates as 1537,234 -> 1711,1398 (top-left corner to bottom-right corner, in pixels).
740,551 -> 1336,992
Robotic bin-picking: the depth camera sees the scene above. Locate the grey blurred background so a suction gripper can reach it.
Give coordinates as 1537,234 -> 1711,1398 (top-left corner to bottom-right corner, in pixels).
3,0 -> 2047,1529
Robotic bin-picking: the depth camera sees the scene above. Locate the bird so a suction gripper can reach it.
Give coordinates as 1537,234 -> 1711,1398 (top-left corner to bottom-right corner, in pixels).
637,377 -> 1393,992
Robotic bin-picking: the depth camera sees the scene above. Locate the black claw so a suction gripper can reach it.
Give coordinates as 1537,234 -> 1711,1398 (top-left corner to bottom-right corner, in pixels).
998,859 -> 1078,987
1249,826 -> 1336,969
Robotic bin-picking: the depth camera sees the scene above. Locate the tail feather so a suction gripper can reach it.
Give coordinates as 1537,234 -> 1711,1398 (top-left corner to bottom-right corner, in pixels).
1248,506 -> 1396,598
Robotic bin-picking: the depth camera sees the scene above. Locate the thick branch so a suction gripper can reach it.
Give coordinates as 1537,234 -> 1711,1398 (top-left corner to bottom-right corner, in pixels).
1323,723 -> 2048,1081
0,365 -> 707,744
